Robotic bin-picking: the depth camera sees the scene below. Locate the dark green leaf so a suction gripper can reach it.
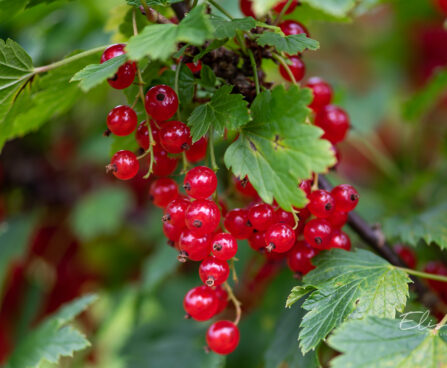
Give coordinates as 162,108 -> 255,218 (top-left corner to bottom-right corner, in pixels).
210,16 -> 257,39
158,65 -> 195,105
126,4 -> 213,61
328,316 -> 447,367
199,64 -> 216,88
70,54 -> 127,92
224,85 -> 334,211
142,244 -> 178,293
0,0 -> 28,22
126,0 -> 181,6
256,32 -> 319,54
285,285 -> 314,308
187,85 -> 249,142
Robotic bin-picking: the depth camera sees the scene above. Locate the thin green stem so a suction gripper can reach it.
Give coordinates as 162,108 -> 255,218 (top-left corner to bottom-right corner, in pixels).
248,49 -> 260,95
181,152 -> 189,174
273,0 -> 294,25
223,282 -> 242,325
192,0 -> 199,7
174,61 -> 183,120
396,267 -> 447,283
33,46 -> 107,74
437,314 -> 447,330
207,0 -> 234,19
208,127 -> 219,172
272,53 -> 296,84
236,31 -> 248,54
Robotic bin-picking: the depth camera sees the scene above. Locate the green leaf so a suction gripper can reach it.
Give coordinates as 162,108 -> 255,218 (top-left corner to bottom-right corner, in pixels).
126,0 -> 181,6
0,0 -> 28,22
158,64 -> 195,105
126,4 -> 213,61
70,186 -> 134,241
403,68 -> 447,120
6,294 -> 97,368
285,285 -> 314,308
293,249 -> 410,353
256,32 -> 319,54
70,54 -> 127,92
383,201 -> 447,249
0,39 -> 34,124
224,85 -> 334,211
328,316 -> 447,368
0,213 -> 39,296
187,85 -> 250,142
300,0 -> 356,17
199,64 -> 216,88
210,16 -> 256,39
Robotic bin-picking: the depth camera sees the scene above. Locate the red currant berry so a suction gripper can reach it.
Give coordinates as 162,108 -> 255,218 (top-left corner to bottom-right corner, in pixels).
183,285 -> 218,321
239,0 -> 256,17
211,233 -> 238,260
287,241 -> 317,275
185,60 -> 202,73
199,256 -> 230,286
163,222 -> 184,242
327,210 -> 348,229
279,20 -> 309,37
163,197 -> 190,228
159,121 -> 192,154
101,44 -> 136,89
145,84 -> 178,122
183,166 -> 217,199
214,286 -> 228,314
307,189 -> 335,218
224,209 -> 253,239
136,120 -> 159,150
150,145 -> 178,177
275,209 -> 295,227
107,150 -> 139,180
315,105 -> 350,144
206,320 -> 240,355
179,230 -> 211,261
265,223 -> 296,253
279,56 -> 306,82
306,77 -> 333,111
107,105 -> 137,136
299,179 -> 312,197
328,230 -> 351,250
185,199 -> 221,236
273,0 -> 298,14
248,203 -> 275,231
186,137 -> 208,163
248,232 -> 266,252
394,244 -> 417,269
436,0 -> 447,15
303,218 -> 332,249
234,176 -> 258,198
331,184 -> 359,212
149,178 -> 178,208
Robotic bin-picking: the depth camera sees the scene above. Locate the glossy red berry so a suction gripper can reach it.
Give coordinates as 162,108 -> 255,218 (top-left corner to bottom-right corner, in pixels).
306,77 -> 333,111
328,230 -> 351,250
275,209 -> 295,227
239,0 -> 256,17
206,320 -> 240,355
163,197 -> 190,228
279,20 -> 309,37
136,120 -> 159,150
234,176 -> 258,198
183,166 -> 217,199
107,105 -> 137,136
303,218 -> 332,249
265,223 -> 296,253
159,121 -> 192,154
162,222 -> 184,242
307,190 -> 335,218
315,105 -> 350,144
150,145 -> 179,177
101,44 -> 136,89
224,209 -> 253,239
107,150 -> 139,180
185,199 -> 221,236
273,0 -> 298,14
149,178 -> 178,208
199,256 -> 230,286
211,233 -> 238,260
145,84 -> 178,122
186,137 -> 207,163
248,203 -> 275,231
331,184 -> 359,212
279,56 -> 306,82
287,241 -> 317,275
183,285 -> 219,321
248,232 -> 266,252
299,179 -> 312,197
327,210 -> 348,229
179,230 -> 211,261
214,286 -> 228,314
394,244 -> 417,269
185,60 -> 202,73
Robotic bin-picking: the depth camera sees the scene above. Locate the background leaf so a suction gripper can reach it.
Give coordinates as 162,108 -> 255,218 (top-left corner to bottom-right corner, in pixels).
210,16 -> 257,39
256,32 -> 319,54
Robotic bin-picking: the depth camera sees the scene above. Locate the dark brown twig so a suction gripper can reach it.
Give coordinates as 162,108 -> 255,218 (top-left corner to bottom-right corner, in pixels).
139,6 -> 172,24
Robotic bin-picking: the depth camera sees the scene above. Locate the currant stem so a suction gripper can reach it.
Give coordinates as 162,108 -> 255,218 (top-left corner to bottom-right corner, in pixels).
223,281 -> 242,325
207,0 -> 233,20
230,258 -> 239,283
174,61 -> 183,121
273,0 -> 294,25
396,267 -> 447,283
248,49 -> 260,95
181,152 -> 189,174
208,127 -> 219,172
272,53 -> 297,84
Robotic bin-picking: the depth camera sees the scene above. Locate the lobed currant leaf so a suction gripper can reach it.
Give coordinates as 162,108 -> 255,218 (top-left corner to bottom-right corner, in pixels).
126,0 -> 182,7
328,316 -> 447,368
199,64 -> 217,88
224,85 -> 334,211
289,249 -> 410,353
256,32 -> 319,54
187,85 -> 250,142
210,16 -> 257,39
